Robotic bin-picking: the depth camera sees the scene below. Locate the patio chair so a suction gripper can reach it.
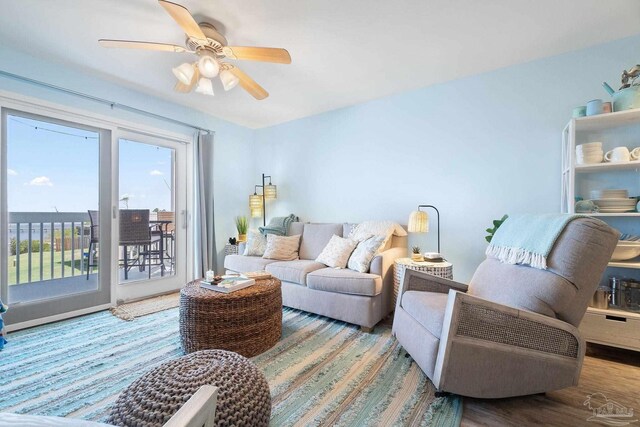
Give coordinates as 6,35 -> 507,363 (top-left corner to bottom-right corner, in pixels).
86,210 -> 99,280
119,209 -> 162,280
156,211 -> 175,270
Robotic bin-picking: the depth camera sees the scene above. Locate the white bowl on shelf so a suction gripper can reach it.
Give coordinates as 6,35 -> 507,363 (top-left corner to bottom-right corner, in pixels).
611,241 -> 640,261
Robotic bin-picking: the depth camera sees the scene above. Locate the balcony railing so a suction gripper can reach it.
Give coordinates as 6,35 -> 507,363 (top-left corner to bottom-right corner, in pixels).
8,212 -> 91,285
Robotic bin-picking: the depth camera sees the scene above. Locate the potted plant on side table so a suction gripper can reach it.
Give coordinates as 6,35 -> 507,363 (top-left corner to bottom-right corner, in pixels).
235,216 -> 248,243
411,246 -> 424,262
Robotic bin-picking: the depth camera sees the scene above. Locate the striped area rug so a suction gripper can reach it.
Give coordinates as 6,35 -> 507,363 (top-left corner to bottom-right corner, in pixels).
0,308 -> 462,426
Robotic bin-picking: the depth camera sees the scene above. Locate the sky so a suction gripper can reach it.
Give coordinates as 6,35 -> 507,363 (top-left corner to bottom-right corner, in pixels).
7,115 -> 173,213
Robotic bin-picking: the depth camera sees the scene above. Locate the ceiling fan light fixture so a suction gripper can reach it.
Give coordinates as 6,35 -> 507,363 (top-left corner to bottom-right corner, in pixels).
197,53 -> 220,78
195,77 -> 214,96
220,69 -> 240,91
172,62 -> 195,85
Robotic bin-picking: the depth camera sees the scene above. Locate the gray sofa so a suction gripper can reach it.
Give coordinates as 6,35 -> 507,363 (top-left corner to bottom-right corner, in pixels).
224,222 -> 407,331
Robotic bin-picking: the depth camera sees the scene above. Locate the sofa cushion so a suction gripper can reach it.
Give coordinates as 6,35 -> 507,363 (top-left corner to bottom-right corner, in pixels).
307,268 -> 382,296
243,230 -> 267,256
401,291 -> 449,339
263,234 -> 301,261
343,223 -> 356,238
265,260 -> 326,285
316,235 -> 358,268
224,254 -> 276,273
299,223 -> 344,260
347,221 -> 407,252
288,222 -> 304,237
348,235 -> 386,273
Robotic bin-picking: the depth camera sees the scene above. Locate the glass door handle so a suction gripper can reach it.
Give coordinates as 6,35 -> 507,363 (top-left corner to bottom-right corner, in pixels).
182,210 -> 188,229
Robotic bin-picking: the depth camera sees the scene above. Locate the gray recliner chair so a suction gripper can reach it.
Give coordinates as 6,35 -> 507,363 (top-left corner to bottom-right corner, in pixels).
392,217 -> 618,398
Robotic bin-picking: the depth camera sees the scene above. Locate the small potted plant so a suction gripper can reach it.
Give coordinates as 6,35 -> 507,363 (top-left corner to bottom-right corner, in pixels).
411,246 -> 424,262
235,216 -> 248,243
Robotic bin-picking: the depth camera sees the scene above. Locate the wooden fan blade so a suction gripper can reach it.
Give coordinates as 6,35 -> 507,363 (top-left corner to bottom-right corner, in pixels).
99,39 -> 191,53
158,0 -> 207,41
189,67 -> 200,90
229,67 -> 269,100
223,46 -> 291,64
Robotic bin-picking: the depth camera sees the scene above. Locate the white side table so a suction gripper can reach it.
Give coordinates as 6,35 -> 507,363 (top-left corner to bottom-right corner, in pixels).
393,257 -> 453,307
224,244 -> 239,256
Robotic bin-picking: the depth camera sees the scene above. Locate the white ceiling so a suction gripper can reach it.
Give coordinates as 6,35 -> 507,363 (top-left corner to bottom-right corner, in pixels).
0,0 -> 638,129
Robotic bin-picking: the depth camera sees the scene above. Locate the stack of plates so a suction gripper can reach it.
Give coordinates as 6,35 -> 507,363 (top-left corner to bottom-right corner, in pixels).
592,198 -> 636,213
576,142 -> 603,165
590,189 -> 629,199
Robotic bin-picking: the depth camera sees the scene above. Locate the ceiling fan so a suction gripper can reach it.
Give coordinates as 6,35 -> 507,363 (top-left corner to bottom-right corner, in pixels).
98,0 -> 291,100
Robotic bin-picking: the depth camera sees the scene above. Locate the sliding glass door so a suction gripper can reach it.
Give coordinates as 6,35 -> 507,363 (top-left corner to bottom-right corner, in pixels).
115,132 -> 187,299
1,109 -> 112,326
0,107 -> 190,326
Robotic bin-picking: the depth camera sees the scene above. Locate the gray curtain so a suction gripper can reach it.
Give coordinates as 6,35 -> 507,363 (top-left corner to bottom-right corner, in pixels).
194,131 -> 216,277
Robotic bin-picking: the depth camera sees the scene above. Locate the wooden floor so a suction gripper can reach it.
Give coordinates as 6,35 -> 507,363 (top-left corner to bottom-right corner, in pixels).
462,344 -> 640,426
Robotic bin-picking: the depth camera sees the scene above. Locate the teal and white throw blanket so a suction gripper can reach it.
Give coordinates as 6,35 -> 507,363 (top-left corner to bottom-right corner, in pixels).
259,214 -> 297,236
486,213 -> 584,270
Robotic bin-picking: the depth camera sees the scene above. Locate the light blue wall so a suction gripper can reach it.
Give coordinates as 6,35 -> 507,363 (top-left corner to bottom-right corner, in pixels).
4,33 -> 640,283
254,35 -> 640,282
0,45 -> 254,271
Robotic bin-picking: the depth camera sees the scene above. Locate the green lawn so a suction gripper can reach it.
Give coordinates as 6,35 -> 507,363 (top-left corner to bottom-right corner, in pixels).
8,249 -> 95,285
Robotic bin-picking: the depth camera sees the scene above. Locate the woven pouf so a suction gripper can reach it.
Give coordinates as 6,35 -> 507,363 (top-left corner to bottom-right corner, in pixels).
108,350 -> 271,427
180,278 -> 282,357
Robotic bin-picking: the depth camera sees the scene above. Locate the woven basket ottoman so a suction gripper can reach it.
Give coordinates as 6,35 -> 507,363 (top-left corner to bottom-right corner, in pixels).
108,350 -> 271,427
180,278 -> 282,357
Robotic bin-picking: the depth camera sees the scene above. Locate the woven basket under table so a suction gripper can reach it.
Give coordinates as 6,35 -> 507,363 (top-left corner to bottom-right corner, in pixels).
180,278 -> 282,357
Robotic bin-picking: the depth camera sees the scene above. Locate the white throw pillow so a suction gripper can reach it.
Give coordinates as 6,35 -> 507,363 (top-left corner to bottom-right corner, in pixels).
348,221 -> 407,252
347,235 -> 386,273
262,234 -> 301,260
243,230 -> 267,256
316,235 -> 358,268
349,220 -> 408,239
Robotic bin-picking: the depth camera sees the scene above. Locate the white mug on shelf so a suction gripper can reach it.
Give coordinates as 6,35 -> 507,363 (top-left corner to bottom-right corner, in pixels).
604,146 -> 631,162
631,147 -> 640,160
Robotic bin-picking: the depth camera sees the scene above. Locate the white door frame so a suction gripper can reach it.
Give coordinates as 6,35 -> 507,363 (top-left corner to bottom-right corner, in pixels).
114,129 -> 190,302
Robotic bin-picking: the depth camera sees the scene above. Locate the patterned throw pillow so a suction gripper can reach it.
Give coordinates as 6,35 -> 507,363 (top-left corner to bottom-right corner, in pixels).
243,230 -> 267,256
348,221 -> 407,252
316,235 -> 358,268
348,221 -> 407,239
347,235 -> 386,273
262,234 -> 301,260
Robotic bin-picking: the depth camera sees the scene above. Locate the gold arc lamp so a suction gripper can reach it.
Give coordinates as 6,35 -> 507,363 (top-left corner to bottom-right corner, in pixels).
408,204 -> 440,254
249,173 -> 277,226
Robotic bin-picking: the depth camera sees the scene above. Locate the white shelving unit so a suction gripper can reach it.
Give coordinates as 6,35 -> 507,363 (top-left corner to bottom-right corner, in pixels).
575,160 -> 640,173
562,108 -> 640,351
